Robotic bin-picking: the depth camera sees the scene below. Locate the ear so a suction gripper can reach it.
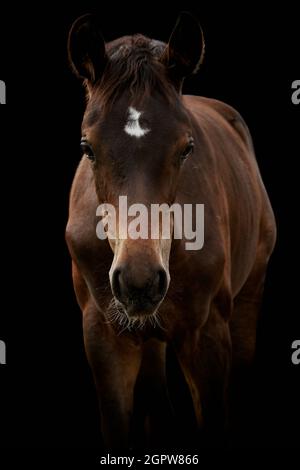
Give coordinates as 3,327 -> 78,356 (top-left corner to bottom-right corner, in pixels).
163,12 -> 205,89
68,14 -> 106,83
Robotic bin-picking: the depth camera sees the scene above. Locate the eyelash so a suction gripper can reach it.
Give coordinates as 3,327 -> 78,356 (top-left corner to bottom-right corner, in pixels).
80,138 -> 96,162
181,139 -> 194,160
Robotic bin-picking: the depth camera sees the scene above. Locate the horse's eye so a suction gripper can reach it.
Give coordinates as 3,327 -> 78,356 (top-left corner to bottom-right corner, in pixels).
80,139 -> 95,162
181,140 -> 194,160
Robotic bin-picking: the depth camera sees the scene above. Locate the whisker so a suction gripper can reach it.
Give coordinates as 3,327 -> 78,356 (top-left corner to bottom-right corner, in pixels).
105,297 -> 165,334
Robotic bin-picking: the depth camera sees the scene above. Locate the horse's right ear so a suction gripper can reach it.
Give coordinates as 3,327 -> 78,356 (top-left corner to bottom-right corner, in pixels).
68,14 -> 106,83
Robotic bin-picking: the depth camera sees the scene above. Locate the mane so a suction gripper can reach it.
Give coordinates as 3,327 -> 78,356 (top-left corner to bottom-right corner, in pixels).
92,35 -> 176,109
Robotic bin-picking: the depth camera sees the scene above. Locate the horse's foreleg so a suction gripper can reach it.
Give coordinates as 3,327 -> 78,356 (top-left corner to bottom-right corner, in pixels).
229,262 -> 267,446
174,306 -> 232,447
82,302 -> 143,450
133,339 -> 174,448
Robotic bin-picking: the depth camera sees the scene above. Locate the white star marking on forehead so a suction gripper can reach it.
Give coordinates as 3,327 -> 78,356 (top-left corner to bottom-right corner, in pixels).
124,106 -> 150,138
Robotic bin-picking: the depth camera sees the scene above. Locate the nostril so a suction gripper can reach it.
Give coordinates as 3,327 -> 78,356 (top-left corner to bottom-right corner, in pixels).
111,265 -> 168,311
112,268 -> 122,300
156,269 -> 168,297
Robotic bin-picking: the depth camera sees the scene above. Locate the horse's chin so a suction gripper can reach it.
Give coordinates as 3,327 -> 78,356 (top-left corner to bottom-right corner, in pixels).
112,298 -> 163,331
126,303 -> 159,319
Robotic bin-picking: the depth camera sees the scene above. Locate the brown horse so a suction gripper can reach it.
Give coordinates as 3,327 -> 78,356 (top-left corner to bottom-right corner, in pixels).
66,12 -> 276,449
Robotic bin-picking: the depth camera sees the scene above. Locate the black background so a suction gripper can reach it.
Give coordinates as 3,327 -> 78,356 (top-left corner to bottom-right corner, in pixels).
0,0 -> 299,455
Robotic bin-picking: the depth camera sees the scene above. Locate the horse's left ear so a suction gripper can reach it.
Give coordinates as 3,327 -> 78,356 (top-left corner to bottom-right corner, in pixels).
163,12 -> 205,89
68,14 -> 106,83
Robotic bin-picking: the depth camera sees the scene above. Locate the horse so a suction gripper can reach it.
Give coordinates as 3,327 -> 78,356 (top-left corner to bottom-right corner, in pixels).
66,12 -> 276,449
